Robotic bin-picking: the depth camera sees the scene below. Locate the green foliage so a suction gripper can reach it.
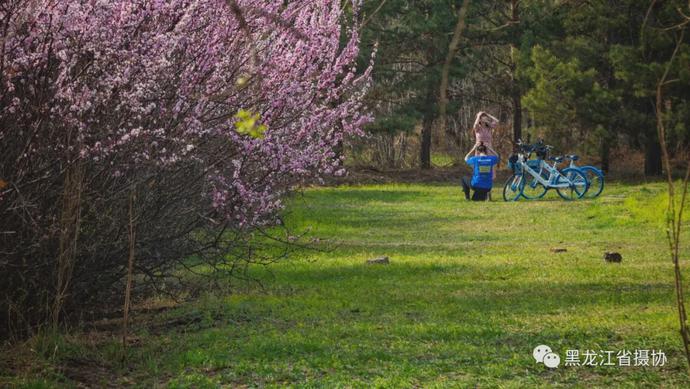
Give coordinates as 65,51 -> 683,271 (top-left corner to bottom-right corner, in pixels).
522,45 -> 616,147
365,113 -> 419,135
358,0 -> 469,135
233,109 -> 267,139
355,0 -> 690,169
608,46 -> 657,98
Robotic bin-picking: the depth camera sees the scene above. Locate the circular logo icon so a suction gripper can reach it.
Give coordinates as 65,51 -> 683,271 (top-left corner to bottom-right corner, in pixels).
543,352 -> 561,368
533,345 -> 552,363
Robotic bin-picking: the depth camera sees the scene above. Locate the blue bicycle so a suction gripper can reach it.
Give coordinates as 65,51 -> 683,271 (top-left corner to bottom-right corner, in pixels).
523,141 -> 604,199
563,155 -> 605,198
503,141 -> 589,201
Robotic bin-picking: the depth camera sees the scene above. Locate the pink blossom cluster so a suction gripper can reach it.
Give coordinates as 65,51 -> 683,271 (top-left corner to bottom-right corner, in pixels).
1,0 -> 373,227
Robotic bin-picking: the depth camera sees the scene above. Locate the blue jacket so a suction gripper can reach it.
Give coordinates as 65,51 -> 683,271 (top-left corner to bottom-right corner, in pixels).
466,155 -> 498,189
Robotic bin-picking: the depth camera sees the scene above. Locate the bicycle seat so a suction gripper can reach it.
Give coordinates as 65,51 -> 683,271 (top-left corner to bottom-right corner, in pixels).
549,156 -> 564,163
567,154 -> 579,161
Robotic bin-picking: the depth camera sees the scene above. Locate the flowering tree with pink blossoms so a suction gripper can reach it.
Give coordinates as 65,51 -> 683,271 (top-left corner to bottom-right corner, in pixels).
0,0 -> 373,336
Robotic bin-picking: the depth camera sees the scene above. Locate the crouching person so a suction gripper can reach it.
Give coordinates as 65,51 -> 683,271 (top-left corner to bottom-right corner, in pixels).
461,142 -> 499,201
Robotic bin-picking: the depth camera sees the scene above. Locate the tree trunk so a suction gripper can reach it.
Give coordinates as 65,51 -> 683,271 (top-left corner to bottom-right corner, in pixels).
509,0 -> 522,143
52,161 -> 84,327
600,135 -> 610,173
512,91 -> 522,143
438,0 -> 471,147
644,135 -> 662,176
122,188 -> 136,360
420,113 -> 433,169
420,68 -> 437,169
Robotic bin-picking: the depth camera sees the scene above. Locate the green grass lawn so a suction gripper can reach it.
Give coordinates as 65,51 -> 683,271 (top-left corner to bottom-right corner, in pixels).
5,181 -> 690,388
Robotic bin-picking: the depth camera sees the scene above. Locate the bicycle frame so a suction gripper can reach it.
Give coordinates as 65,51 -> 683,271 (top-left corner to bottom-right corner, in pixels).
568,158 -> 603,175
517,157 -> 574,188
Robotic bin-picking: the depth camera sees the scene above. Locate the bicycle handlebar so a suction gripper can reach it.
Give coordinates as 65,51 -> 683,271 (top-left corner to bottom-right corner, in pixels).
515,139 -> 555,159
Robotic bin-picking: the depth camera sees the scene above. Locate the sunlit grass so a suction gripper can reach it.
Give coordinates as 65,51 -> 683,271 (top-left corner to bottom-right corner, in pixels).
4,181 -> 690,387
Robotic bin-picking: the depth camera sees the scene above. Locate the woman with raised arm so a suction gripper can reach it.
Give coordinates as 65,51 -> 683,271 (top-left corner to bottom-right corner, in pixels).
471,111 -> 499,178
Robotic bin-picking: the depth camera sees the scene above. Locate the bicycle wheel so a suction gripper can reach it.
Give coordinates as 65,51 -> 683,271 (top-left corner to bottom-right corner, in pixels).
556,167 -> 588,200
580,166 -> 604,198
568,168 -> 589,198
520,174 -> 547,200
502,173 -> 522,201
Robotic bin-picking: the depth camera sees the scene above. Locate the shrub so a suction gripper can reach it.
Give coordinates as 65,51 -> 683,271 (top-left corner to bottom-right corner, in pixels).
0,0 -> 373,339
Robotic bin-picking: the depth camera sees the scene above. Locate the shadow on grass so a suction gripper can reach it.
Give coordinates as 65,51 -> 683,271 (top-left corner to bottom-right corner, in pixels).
151,259 -> 682,386
266,261 -> 673,313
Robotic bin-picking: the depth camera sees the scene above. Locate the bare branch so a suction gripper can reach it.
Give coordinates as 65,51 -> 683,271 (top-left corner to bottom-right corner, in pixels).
360,0 -> 388,31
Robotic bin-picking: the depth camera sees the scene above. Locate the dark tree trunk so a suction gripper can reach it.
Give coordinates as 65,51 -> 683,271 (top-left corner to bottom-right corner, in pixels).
509,0 -> 522,144
334,138 -> 344,161
420,114 -> 433,169
600,136 -> 610,173
601,8 -> 615,175
420,77 -> 436,169
512,92 -> 522,143
644,135 -> 662,176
